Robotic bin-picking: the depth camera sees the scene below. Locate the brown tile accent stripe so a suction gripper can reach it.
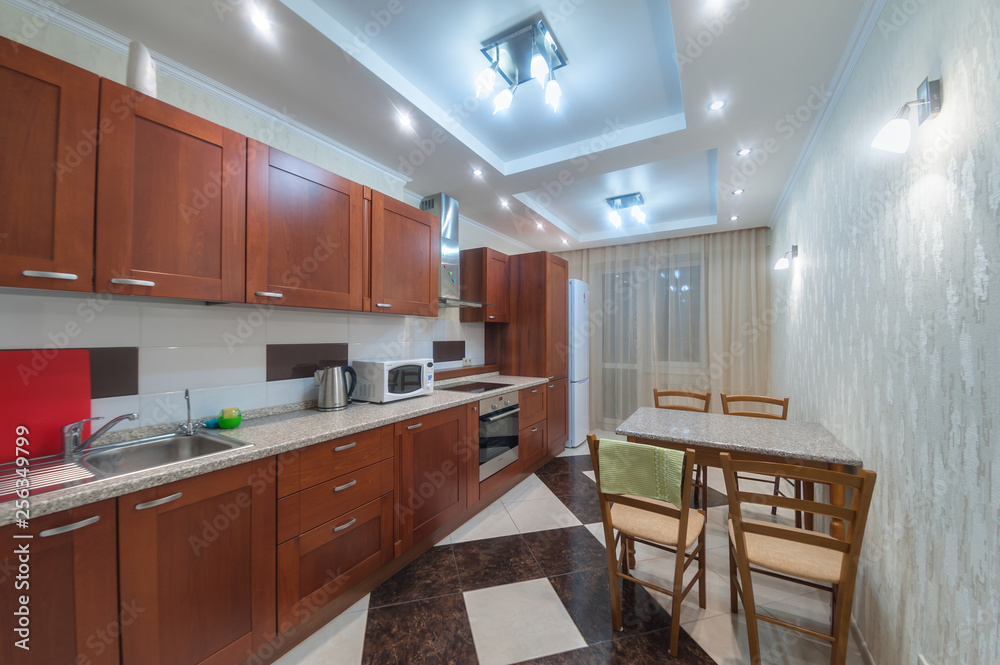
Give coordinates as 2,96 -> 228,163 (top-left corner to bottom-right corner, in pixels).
89,347 -> 139,399
266,343 -> 348,382
433,340 -> 465,363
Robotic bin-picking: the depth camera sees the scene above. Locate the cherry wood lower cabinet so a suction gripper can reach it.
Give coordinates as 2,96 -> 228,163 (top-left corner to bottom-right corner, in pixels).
395,406 -> 468,553
546,378 -> 569,454
117,460 -> 275,665
520,420 -> 548,469
0,500 -> 119,664
519,386 -> 546,428
0,39 -> 99,293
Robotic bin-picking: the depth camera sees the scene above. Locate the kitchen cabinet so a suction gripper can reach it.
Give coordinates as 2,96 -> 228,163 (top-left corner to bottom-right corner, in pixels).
519,385 -> 546,428
370,191 -> 440,317
0,39 -> 99,293
500,251 -> 569,381
459,247 -> 510,323
519,420 -> 548,468
95,79 -> 246,302
546,378 -> 569,454
246,141 -> 364,310
117,460 -> 275,665
0,500 -> 119,664
395,405 -> 468,552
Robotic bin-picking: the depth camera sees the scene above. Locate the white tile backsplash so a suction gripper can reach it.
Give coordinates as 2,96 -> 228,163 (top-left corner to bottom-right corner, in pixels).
266,309 -> 349,344
140,302 -> 266,348
138,345 -> 267,394
0,290 -> 141,349
266,377 -> 317,407
90,395 -> 141,422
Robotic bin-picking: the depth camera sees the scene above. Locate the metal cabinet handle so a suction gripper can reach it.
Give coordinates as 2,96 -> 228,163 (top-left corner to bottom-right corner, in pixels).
489,315 -> 496,319
255,291 -> 283,298
110,278 -> 156,287
135,492 -> 183,510
39,515 -> 100,537
333,518 -> 357,533
549,384 -> 556,389
333,442 -> 357,452
376,303 -> 392,308
334,480 -> 357,492
548,376 -> 555,380
530,389 -> 538,394
21,270 -> 78,281
482,407 -> 520,423
407,423 -> 423,430
531,427 -> 539,433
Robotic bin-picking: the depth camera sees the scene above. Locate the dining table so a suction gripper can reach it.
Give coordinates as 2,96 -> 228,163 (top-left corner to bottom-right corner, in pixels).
616,407 -> 864,539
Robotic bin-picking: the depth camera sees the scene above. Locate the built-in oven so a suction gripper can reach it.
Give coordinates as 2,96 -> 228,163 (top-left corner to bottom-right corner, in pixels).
479,390 -> 520,481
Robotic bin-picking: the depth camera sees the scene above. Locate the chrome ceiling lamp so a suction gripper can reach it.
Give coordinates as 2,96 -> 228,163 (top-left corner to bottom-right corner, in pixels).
606,192 -> 646,230
871,77 -> 942,153
477,17 -> 567,114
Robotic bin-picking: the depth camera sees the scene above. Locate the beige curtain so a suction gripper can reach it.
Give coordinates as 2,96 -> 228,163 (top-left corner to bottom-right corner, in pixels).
557,228 -> 770,430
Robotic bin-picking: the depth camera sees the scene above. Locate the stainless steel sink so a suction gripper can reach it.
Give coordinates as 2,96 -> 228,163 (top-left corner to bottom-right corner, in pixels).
80,431 -> 249,477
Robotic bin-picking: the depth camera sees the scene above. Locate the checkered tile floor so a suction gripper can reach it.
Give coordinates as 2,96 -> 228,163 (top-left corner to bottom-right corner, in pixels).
275,431 -> 868,665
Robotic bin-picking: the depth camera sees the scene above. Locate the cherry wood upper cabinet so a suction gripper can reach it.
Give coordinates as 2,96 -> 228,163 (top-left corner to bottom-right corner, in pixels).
459,247 -> 510,323
0,500 -> 119,664
545,254 -> 569,380
246,141 -> 364,310
0,39 -> 98,292
501,251 -> 569,380
95,79 -> 246,302
370,191 -> 440,317
117,460 -> 275,665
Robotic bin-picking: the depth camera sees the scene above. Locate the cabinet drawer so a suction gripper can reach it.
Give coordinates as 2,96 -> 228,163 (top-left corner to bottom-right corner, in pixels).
520,420 -> 547,468
278,458 -> 393,543
519,386 -> 546,427
278,425 -> 393,496
277,494 -> 394,631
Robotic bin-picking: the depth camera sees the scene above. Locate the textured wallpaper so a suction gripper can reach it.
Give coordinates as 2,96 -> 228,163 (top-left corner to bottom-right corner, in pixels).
768,1 -> 999,663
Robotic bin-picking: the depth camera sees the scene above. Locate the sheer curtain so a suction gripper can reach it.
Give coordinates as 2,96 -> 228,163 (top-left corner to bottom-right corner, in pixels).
557,228 -> 770,429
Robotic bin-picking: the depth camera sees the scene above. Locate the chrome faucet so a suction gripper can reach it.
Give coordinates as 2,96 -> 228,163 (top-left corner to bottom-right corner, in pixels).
63,413 -> 138,457
177,389 -> 201,435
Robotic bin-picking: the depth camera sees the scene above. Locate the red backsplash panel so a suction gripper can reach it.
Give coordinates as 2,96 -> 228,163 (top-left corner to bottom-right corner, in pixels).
0,349 -> 92,462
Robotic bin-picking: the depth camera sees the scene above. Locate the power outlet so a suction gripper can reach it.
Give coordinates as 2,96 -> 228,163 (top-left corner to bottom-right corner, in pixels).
918,655 -> 931,665
462,357 -> 472,367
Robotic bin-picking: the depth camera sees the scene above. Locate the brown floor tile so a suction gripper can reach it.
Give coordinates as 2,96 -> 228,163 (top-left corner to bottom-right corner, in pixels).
361,594 -> 478,665
536,456 -> 594,476
590,628 -> 716,664
539,471 -> 597,499
514,646 -> 599,664
521,526 -> 609,577
451,534 -> 545,591
370,545 -> 462,608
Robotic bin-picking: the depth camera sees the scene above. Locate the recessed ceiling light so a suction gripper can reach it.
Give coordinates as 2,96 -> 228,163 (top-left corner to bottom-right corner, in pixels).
249,4 -> 271,34
561,238 -> 569,245
472,168 -> 483,177
398,113 -> 412,128
536,222 -> 544,230
730,215 -> 740,221
500,199 -> 509,208
708,99 -> 727,111
732,188 -> 745,195
737,148 -> 753,157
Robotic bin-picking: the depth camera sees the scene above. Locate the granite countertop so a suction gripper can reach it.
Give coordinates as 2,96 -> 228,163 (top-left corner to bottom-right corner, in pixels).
616,407 -> 863,467
0,374 -> 547,526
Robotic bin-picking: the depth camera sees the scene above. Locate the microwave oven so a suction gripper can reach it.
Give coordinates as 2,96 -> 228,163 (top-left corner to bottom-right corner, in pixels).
351,359 -> 434,404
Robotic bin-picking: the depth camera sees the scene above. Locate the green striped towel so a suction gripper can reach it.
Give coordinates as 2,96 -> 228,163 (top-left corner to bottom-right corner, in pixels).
598,440 -> 685,507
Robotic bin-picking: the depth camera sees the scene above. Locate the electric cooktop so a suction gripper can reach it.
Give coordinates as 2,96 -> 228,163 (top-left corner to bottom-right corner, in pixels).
440,381 -> 510,393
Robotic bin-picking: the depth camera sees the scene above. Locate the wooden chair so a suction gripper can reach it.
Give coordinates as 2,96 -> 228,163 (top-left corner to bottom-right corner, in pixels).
720,453 -> 876,665
720,393 -> 802,527
651,389 -> 711,521
586,434 -> 707,657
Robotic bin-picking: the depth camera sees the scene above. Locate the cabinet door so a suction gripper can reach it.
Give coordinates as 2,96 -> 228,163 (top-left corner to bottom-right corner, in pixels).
0,500 -> 118,664
520,421 -> 547,468
370,191 -> 439,317
545,255 -> 569,380
96,79 -> 246,302
519,386 -> 546,428
485,249 -> 510,322
247,141 -> 363,310
277,494 -> 393,632
395,406 -> 467,551
0,40 -> 98,292
118,460 -> 275,665
546,378 -> 569,455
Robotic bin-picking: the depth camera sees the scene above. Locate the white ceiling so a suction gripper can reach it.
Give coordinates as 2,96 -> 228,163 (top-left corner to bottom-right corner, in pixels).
46,0 -> 869,252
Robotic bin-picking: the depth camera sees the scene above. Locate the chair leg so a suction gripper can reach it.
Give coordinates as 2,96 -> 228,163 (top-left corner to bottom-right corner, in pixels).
698,517 -> 707,609
831,583 -> 852,665
733,549 -> 762,665
794,480 -> 803,529
626,536 -> 636,570
670,582 -> 683,658
606,536 -> 623,632
729,544 -> 738,614
771,476 -> 781,515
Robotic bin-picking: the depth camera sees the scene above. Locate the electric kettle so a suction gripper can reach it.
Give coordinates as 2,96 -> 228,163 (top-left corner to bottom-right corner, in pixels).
314,365 -> 357,412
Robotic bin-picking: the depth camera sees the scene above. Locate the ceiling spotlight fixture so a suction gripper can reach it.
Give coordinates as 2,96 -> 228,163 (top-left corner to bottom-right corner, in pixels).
398,113 -> 412,128
774,245 -> 798,270
605,192 -> 645,231
472,168 -> 483,177
500,198 -> 509,209
871,77 -> 942,153
708,99 -> 727,111
730,215 -> 740,221
732,188 -> 745,195
562,238 -> 569,245
536,222 -> 544,230
249,3 -> 272,35
737,148 -> 753,157
477,19 -> 567,115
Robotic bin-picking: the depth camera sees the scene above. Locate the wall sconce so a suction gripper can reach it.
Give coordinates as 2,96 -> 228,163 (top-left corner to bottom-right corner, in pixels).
774,245 -> 797,270
871,77 -> 942,153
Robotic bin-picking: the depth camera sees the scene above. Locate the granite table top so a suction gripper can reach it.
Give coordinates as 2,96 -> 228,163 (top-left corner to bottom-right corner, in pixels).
0,374 -> 547,526
615,407 -> 863,468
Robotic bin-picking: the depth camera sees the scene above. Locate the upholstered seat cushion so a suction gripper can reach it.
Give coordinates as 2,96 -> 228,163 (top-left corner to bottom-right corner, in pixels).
611,496 -> 705,549
729,518 -> 844,584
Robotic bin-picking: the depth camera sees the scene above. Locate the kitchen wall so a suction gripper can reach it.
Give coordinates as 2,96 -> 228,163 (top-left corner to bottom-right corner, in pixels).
768,1 -> 999,663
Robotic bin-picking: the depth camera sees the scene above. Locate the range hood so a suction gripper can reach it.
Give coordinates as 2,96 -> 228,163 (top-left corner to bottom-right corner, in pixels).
419,193 -> 486,309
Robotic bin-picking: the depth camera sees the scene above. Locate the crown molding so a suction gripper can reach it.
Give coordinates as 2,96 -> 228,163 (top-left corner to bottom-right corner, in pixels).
2,0 -> 410,187
769,0 -> 888,225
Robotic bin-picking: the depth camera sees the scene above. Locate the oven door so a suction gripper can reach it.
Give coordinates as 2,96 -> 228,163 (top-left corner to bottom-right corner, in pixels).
479,404 -> 520,481
385,363 -> 427,397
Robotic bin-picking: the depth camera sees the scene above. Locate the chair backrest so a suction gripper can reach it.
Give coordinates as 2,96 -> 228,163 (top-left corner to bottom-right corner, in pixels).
720,393 -> 789,420
586,434 -> 698,530
653,389 -> 711,413
719,453 -> 877,585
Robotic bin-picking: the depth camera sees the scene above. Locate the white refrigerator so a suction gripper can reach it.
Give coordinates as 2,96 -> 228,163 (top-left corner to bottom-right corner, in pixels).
567,279 -> 590,447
